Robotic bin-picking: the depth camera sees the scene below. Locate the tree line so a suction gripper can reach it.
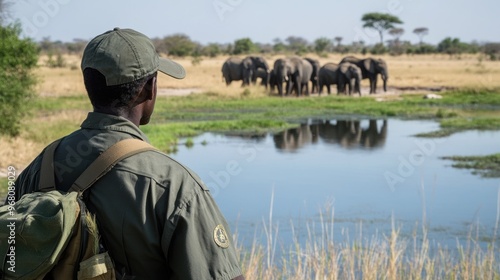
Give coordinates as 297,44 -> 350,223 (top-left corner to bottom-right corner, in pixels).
36,12 -> 500,61
38,33 -> 500,61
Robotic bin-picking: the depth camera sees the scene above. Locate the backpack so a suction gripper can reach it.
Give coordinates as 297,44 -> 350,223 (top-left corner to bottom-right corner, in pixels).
0,138 -> 155,280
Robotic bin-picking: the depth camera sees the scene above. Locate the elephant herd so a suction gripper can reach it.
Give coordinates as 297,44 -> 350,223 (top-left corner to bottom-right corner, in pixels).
221,55 -> 389,97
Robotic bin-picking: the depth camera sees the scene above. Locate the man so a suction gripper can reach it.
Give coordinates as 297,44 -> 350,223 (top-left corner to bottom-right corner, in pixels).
13,28 -> 244,280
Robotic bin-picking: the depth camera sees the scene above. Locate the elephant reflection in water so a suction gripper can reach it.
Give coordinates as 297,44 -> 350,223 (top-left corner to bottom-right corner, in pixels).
273,119 -> 387,151
273,124 -> 318,152
312,120 -> 361,148
314,119 -> 387,149
360,120 -> 387,148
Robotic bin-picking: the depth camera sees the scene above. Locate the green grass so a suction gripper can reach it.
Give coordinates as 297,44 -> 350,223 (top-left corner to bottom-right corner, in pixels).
441,153 -> 500,178
154,89 -> 500,120
31,95 -> 90,112
23,116 -> 83,143
432,88 -> 500,106
416,117 -> 500,137
20,88 -> 500,154
440,117 -> 500,131
22,88 -> 499,132
142,119 -> 292,152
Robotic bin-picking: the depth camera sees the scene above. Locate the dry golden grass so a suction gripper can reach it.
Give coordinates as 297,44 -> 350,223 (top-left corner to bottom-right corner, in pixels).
237,207 -> 500,279
0,137 -> 44,177
34,53 -> 500,97
307,53 -> 500,90
35,54 -> 85,96
0,110 -> 87,173
380,54 -> 500,89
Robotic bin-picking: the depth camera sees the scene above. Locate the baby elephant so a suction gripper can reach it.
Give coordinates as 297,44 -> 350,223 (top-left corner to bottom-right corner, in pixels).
338,62 -> 362,96
318,62 -> 362,96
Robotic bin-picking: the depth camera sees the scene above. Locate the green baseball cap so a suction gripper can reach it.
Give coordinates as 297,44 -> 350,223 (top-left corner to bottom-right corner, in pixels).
81,28 -> 186,86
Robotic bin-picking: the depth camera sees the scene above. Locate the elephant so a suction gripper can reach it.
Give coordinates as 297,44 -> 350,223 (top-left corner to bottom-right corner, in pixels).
340,56 -> 388,94
273,57 -> 313,97
247,56 -> 270,86
304,57 -> 320,93
254,68 -> 270,89
338,62 -> 362,96
318,62 -> 362,96
222,56 -> 270,87
271,59 -> 286,95
221,56 -> 254,86
317,63 -> 339,95
268,69 -> 278,93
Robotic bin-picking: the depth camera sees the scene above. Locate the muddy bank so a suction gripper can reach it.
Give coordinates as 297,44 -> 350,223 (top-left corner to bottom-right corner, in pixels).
156,85 -> 455,98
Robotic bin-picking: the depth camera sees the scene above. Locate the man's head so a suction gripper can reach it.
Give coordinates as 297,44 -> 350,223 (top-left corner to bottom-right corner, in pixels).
81,28 -> 185,125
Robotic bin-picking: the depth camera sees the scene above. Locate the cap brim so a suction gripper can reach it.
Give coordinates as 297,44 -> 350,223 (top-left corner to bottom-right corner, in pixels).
159,57 -> 186,79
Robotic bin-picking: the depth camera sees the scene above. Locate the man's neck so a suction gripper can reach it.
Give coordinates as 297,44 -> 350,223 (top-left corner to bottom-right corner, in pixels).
93,107 -> 141,127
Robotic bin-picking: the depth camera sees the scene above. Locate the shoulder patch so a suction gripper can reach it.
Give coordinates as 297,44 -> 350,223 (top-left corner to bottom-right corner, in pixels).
213,224 -> 230,248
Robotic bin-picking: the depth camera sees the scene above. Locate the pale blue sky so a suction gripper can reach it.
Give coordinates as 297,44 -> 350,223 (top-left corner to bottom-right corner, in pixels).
9,0 -> 500,45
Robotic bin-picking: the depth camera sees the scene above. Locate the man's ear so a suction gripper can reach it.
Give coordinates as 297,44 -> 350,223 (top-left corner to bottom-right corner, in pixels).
138,76 -> 156,102
145,76 -> 157,100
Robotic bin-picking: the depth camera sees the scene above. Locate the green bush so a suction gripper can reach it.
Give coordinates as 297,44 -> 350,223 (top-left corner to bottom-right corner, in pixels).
370,43 -> 387,55
0,23 -> 39,136
46,50 -> 66,68
163,33 -> 196,57
233,38 -> 256,55
202,43 -> 221,58
415,44 -> 437,54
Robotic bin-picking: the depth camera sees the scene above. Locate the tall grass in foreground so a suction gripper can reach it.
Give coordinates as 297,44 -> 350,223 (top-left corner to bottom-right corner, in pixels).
235,190 -> 500,279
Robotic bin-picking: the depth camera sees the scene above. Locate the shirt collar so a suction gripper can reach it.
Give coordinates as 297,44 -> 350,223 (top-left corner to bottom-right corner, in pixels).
80,112 -> 150,142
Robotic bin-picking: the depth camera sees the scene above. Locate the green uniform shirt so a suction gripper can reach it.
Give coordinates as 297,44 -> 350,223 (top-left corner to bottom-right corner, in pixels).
14,112 -> 242,280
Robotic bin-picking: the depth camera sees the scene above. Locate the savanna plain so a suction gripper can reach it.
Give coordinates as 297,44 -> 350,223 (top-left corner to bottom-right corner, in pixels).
2,53 -> 500,279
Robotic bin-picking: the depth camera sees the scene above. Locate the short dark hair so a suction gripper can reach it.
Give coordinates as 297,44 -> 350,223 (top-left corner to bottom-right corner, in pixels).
83,68 -> 157,110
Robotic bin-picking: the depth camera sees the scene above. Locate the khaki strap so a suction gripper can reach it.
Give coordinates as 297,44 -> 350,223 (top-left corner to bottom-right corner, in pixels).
39,139 -> 63,191
69,139 -> 156,193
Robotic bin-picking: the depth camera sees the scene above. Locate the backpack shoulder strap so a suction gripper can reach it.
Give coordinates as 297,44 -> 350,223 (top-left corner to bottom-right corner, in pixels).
69,139 -> 156,194
38,138 -> 64,192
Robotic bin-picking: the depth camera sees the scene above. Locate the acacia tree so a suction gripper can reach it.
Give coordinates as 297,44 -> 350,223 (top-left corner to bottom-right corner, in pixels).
413,27 -> 429,45
389,28 -> 404,44
361,12 -> 403,44
334,37 -> 343,47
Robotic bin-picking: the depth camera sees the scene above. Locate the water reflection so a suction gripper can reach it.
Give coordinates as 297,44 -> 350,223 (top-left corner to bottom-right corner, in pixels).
173,118 -> 500,250
273,119 -> 387,152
